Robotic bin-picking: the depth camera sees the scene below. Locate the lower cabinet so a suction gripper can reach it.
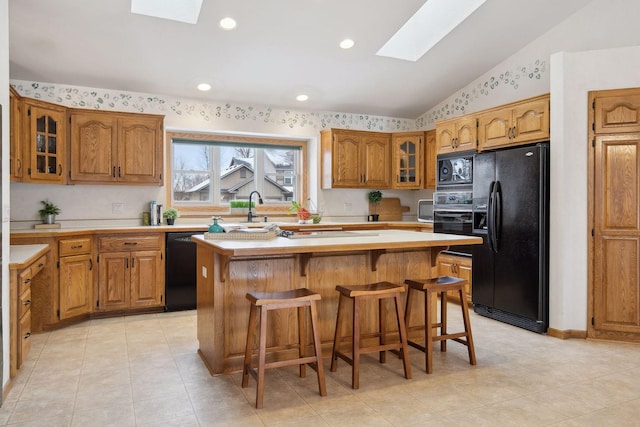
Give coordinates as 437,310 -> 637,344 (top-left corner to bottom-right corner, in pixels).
97,234 -> 165,312
58,237 -> 94,319
437,253 -> 472,304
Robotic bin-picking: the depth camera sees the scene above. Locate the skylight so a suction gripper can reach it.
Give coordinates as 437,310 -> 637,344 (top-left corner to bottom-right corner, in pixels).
131,0 -> 204,24
376,0 -> 487,62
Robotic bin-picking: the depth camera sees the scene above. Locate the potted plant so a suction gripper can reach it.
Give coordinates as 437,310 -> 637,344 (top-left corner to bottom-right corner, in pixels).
230,200 -> 254,215
367,190 -> 382,222
39,200 -> 61,224
163,207 -> 179,225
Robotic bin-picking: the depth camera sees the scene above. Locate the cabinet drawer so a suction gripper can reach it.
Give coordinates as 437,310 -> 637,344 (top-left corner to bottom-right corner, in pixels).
98,234 -> 163,252
18,310 -> 31,368
19,288 -> 32,319
59,237 -> 92,256
18,268 -> 32,296
30,254 -> 47,276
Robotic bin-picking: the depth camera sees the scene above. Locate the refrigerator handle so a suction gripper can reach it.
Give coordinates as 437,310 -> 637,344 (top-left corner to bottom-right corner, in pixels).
493,181 -> 502,252
487,181 -> 496,252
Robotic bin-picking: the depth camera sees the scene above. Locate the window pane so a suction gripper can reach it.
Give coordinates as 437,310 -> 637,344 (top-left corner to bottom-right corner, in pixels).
172,171 -> 211,202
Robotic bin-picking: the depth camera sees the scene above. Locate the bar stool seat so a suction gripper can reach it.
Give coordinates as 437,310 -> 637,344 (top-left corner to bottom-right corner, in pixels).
404,276 -> 476,374
241,288 -> 326,408
330,282 -> 411,389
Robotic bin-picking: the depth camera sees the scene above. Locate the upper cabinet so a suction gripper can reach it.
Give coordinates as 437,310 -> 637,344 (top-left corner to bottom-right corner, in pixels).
69,110 -> 164,185
321,129 -> 391,189
593,90 -> 640,134
424,129 -> 436,189
23,98 -> 67,184
391,131 -> 423,189
477,94 -> 550,151
9,86 -> 24,181
435,116 -> 477,154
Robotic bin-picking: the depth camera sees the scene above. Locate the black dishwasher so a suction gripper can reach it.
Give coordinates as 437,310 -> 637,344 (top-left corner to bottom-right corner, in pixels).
165,232 -> 199,311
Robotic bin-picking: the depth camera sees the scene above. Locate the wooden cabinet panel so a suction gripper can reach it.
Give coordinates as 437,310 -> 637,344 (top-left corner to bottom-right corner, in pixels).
424,130 -> 436,189
69,111 -> 163,185
391,132 -> 423,189
98,235 -> 162,252
594,92 -> 640,134
18,310 -> 31,369
10,86 -> 24,181
436,116 -> 477,155
98,252 -> 131,311
437,253 -> 472,304
478,94 -> 549,151
59,254 -> 94,319
18,287 -> 31,320
321,129 -> 390,189
130,250 -> 164,307
59,237 -> 92,257
23,100 -> 67,184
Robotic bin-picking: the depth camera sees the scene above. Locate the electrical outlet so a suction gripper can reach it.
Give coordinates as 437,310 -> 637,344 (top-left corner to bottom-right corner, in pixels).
202,266 -> 207,278
112,203 -> 124,214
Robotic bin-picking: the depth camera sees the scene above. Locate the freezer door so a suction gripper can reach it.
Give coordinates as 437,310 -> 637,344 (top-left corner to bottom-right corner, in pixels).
492,144 -> 547,321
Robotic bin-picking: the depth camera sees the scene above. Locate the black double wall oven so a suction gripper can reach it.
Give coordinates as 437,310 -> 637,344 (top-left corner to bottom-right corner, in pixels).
433,151 -> 474,256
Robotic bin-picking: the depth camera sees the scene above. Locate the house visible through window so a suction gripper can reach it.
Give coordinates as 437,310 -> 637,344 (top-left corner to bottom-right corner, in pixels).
167,132 -> 307,214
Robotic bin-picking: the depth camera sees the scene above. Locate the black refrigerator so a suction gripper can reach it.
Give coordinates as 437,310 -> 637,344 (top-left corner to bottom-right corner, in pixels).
471,142 -> 549,333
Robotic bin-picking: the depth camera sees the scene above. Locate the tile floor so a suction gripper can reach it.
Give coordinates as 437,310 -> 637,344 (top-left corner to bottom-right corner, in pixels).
1,308 -> 639,426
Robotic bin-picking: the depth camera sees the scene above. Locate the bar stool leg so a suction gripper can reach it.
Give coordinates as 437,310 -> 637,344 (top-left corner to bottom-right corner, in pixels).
425,289 -> 434,374
330,295 -> 345,372
242,305 -> 258,388
394,292 -> 412,379
309,300 -> 327,396
379,298 -> 387,363
298,305 -> 306,378
441,290 -> 448,353
255,306 -> 268,409
352,296 -> 361,389
459,289 -> 477,366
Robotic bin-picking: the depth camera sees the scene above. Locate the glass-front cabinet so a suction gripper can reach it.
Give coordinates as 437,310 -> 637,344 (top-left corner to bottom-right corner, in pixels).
24,100 -> 66,184
392,131 -> 423,189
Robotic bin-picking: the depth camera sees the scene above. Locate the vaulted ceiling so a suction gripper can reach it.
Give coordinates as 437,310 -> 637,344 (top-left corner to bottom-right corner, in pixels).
9,0 -> 591,118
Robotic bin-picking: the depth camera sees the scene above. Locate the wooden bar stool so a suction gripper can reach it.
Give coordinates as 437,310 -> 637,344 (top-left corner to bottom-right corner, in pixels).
404,276 -> 476,374
241,288 -> 327,409
330,282 -> 411,389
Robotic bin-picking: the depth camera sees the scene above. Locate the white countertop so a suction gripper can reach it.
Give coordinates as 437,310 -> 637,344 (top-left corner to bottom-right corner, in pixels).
9,244 -> 50,269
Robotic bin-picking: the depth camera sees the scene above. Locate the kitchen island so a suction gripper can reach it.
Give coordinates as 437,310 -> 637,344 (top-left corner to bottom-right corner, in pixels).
192,229 -> 481,374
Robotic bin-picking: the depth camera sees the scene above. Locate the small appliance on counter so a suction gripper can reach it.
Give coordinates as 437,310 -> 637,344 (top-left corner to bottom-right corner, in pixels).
417,199 -> 433,223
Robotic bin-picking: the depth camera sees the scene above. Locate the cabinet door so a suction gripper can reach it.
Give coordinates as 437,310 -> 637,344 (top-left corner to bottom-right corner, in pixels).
594,93 -> 640,134
98,252 -> 130,311
117,116 -> 163,184
130,250 -> 164,308
331,131 -> 362,187
69,112 -> 117,183
392,132 -> 422,189
25,104 -> 66,184
424,130 -> 436,189
18,310 -> 31,370
455,117 -> 478,152
10,88 -> 24,181
59,254 -> 94,319
362,133 -> 391,188
477,108 -> 512,150
436,121 -> 456,154
511,97 -> 550,144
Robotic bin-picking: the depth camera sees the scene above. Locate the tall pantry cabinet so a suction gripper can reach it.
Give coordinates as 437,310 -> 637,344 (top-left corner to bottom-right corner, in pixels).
589,87 -> 640,343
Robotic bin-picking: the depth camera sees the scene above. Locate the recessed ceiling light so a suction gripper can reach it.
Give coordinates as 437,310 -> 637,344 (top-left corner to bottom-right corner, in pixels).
296,94 -> 309,102
377,0 -> 487,62
339,39 -> 355,49
219,17 -> 237,30
197,83 -> 212,91
131,0 -> 203,24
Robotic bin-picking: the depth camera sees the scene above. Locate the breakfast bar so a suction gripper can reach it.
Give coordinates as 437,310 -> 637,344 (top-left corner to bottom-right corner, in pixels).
192,229 -> 481,374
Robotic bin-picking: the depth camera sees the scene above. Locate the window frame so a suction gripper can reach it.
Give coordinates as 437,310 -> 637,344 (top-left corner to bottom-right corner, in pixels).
165,131 -> 308,217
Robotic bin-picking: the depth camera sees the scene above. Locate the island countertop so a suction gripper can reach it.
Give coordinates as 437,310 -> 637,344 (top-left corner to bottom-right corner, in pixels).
192,229 -> 481,257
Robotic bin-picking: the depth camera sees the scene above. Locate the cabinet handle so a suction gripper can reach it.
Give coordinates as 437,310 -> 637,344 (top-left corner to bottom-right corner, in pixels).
16,158 -> 21,173
37,263 -> 44,268
58,164 -> 62,176
118,166 -> 121,177
126,258 -> 129,268
23,332 -> 31,340
131,257 -> 135,268
23,278 -> 31,284
124,242 -> 138,246
71,245 -> 83,249
23,300 -> 31,306
113,166 -> 116,178
89,259 -> 93,271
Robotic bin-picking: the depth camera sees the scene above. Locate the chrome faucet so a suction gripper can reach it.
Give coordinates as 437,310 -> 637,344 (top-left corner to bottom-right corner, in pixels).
247,191 -> 264,222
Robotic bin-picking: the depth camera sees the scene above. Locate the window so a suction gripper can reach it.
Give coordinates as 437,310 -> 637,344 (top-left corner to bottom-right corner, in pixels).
166,132 -> 307,215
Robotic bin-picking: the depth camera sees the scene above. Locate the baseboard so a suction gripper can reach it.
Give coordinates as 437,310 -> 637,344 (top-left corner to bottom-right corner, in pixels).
2,377 -> 14,404
547,328 -> 587,339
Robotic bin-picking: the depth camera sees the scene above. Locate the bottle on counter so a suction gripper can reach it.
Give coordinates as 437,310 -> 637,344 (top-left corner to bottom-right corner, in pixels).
150,201 -> 158,226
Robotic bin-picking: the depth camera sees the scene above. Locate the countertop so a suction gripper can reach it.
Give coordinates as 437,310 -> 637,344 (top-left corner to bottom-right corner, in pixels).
192,229 -> 480,257
9,244 -> 50,270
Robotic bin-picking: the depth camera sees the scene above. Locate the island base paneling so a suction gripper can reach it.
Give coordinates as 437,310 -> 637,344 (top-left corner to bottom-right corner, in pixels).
196,245 -> 439,374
